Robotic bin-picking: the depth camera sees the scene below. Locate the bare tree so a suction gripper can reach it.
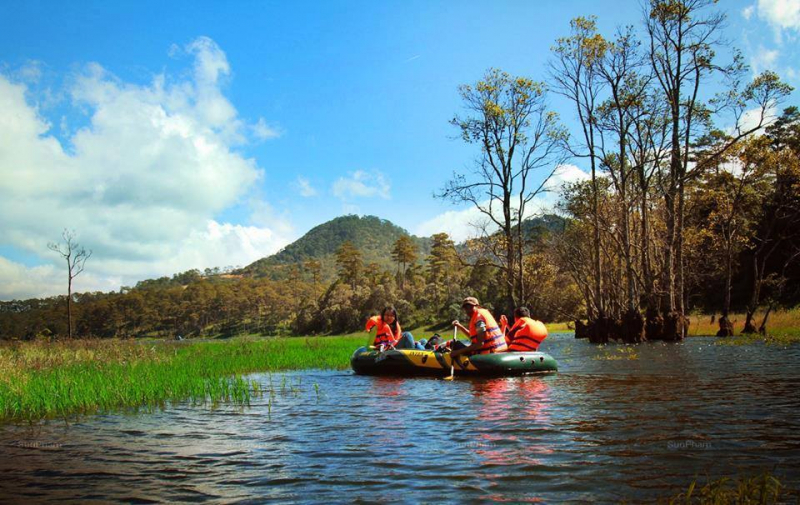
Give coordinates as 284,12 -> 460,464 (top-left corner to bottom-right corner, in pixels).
48,229 -> 92,338
645,0 -> 791,339
595,26 -> 651,341
441,68 -> 566,315
549,16 -> 607,321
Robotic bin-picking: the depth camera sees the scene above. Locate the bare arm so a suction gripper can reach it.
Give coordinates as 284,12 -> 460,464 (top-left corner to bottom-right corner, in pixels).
451,326 -> 486,358
451,320 -> 469,337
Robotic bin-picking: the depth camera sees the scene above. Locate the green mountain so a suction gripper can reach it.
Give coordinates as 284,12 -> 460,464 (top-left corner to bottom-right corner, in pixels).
520,213 -> 568,239
240,213 -> 567,282
240,215 -> 432,281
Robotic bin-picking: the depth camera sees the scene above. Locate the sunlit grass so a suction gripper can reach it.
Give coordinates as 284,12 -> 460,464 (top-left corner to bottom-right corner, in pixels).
545,307 -> 800,339
658,472 -> 797,504
687,307 -> 800,337
546,321 -> 573,332
0,335 -> 363,423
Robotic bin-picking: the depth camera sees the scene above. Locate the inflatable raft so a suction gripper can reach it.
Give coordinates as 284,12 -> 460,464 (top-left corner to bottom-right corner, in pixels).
350,347 -> 558,377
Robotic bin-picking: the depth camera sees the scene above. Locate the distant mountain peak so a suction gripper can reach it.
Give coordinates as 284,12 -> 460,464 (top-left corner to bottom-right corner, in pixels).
240,214 -> 431,280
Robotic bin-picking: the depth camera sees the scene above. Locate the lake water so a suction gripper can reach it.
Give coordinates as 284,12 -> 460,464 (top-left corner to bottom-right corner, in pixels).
1,334 -> 799,503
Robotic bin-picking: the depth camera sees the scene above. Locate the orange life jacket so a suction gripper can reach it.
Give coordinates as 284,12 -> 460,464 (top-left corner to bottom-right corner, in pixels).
469,308 -> 508,354
366,315 -> 401,348
507,317 -> 548,352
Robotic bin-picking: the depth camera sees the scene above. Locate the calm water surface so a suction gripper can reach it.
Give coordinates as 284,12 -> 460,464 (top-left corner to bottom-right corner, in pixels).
1,334 -> 799,503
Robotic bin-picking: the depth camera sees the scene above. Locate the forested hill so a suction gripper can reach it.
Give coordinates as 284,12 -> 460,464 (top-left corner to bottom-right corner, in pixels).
240,215 -> 432,281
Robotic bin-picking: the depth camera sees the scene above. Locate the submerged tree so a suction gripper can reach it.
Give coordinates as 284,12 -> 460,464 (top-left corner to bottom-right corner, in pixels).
742,110 -> 800,334
644,0 -> 791,339
441,68 -> 567,316
550,16 -> 608,325
48,229 -> 92,339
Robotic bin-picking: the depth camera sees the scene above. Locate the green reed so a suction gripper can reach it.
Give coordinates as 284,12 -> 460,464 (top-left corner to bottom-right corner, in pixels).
0,335 -> 364,423
659,472 -> 797,505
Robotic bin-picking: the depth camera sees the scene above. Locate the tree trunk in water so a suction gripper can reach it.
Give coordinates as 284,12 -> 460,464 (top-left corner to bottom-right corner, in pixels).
742,311 -> 758,334
742,255 -> 762,334
645,306 -> 664,341
758,305 -> 774,335
662,311 -> 685,342
716,315 -> 734,337
675,180 -> 687,340
622,309 -> 645,343
591,155 -> 603,320
589,317 -> 609,344
641,178 -> 662,341
574,319 -> 590,339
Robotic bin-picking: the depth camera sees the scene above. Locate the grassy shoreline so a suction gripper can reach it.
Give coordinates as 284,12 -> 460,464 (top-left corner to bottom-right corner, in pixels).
0,335 -> 364,423
685,308 -> 800,337
545,307 -> 800,337
3,311 -> 798,423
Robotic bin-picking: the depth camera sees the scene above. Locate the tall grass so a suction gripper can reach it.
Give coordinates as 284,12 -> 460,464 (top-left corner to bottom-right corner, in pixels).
544,307 -> 800,338
659,472 -> 797,504
0,336 -> 364,423
687,307 -> 800,337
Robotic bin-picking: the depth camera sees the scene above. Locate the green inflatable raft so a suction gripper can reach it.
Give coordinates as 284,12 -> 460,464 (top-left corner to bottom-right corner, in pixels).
350,347 -> 558,377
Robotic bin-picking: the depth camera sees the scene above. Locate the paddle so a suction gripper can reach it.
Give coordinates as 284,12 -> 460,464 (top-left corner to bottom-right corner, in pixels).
444,325 -> 458,380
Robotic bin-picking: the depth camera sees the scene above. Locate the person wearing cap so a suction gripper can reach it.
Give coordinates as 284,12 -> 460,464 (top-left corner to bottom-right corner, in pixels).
450,297 -> 508,358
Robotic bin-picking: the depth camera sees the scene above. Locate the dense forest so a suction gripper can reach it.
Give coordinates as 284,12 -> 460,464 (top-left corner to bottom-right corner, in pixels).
1,1 -> 798,342
0,215 -> 582,339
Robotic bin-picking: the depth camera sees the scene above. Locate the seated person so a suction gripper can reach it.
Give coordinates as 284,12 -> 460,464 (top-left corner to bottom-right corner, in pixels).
365,306 -> 424,350
450,297 -> 508,358
505,307 -> 548,352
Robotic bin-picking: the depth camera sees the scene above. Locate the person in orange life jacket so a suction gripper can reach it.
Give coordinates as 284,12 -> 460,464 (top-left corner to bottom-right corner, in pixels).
505,306 -> 548,351
365,306 -> 424,350
450,297 -> 508,358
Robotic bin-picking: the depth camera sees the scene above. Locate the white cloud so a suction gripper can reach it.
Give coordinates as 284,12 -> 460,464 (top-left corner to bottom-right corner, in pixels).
415,165 -> 589,243
757,0 -> 800,42
415,205 -> 486,243
332,170 -> 390,200
737,105 -> 779,133
0,37 -> 291,300
544,164 -> 591,193
0,257 -> 63,299
0,220 -> 291,300
751,46 -> 780,75
159,220 -> 289,275
252,117 -> 281,140
743,4 -> 756,20
247,199 -> 295,237
293,176 -> 317,197
0,256 -> 121,300
16,60 -> 43,84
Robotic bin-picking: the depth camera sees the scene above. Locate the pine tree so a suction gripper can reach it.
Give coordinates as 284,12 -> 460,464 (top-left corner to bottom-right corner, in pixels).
391,235 -> 418,289
335,241 -> 362,289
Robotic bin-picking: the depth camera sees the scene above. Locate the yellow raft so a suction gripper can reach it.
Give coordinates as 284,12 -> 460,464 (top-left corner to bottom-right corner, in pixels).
350,347 -> 558,377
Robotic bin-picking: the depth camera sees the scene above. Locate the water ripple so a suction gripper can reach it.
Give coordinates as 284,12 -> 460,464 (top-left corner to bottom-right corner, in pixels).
0,335 -> 798,503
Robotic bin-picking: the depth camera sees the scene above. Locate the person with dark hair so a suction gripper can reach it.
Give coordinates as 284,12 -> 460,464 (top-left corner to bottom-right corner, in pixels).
505,306 -> 548,352
450,296 -> 508,358
365,306 -> 424,350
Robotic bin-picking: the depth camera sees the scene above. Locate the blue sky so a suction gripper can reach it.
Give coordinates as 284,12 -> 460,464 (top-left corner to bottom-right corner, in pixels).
1,0 -> 798,299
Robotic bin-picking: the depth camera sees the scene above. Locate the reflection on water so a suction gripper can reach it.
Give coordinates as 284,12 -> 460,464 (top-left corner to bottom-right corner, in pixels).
1,335 -> 799,503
